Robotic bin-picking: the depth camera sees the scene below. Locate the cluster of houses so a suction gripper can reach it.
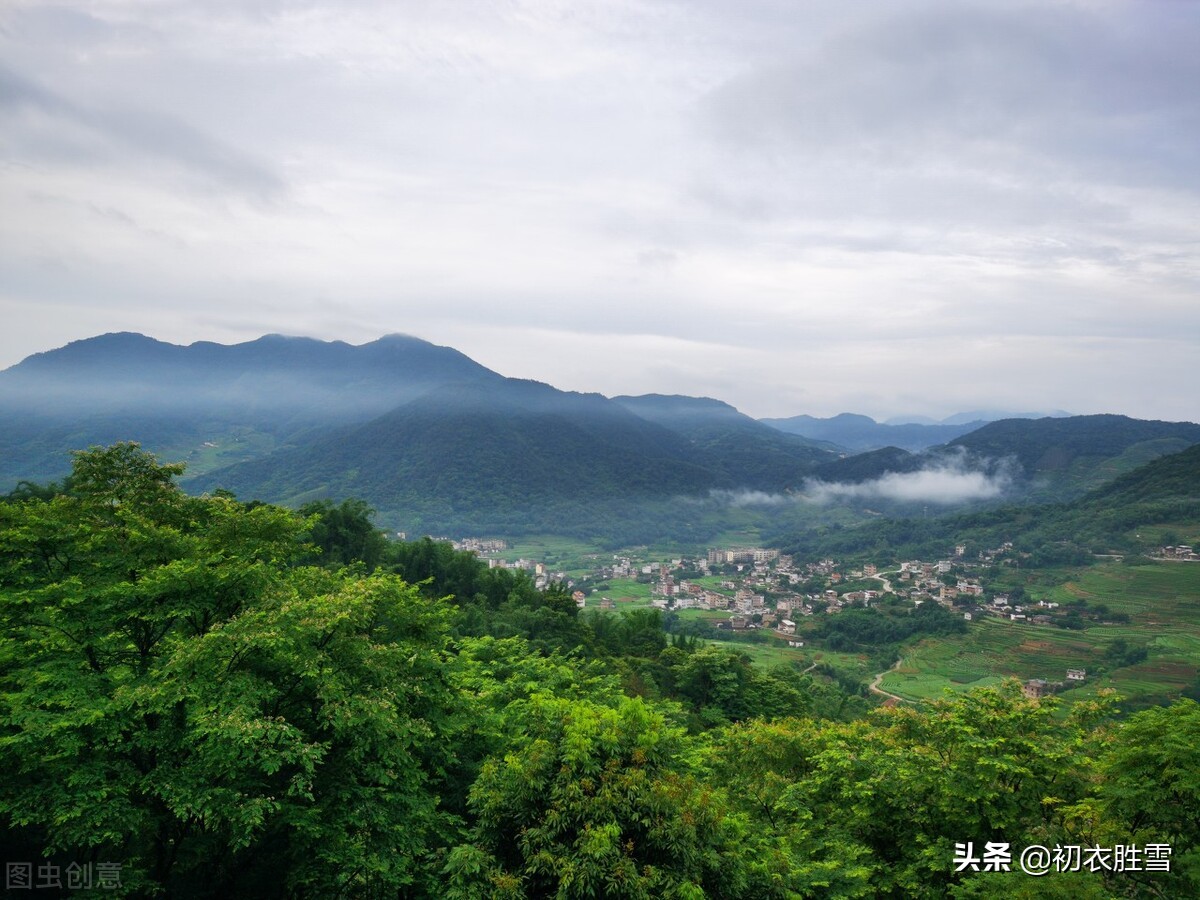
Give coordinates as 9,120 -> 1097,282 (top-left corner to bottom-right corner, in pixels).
1158,544 -> 1197,561
707,547 -> 780,565
448,532 -> 1091,636
451,537 -> 508,553
480,556 -> 565,590
648,537 -> 1079,636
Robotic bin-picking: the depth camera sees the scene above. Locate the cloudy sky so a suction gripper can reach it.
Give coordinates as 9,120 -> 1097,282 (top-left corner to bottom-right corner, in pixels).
2,0 -> 1197,422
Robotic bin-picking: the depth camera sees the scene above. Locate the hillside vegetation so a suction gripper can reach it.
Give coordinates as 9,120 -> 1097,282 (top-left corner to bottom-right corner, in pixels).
5,334 -> 1197,543
2,445 -> 1199,897
777,442 -> 1200,563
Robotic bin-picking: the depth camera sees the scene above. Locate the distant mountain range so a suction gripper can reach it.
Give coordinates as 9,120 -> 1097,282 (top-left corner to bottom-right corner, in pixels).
805,414 -> 1200,505
780,439 -> 1200,564
0,332 -> 502,489
759,410 -> 1071,452
2,333 -> 1197,539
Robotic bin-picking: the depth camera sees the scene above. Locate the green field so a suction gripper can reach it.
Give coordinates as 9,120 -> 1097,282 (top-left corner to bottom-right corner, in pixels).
486,535 -> 605,575
672,608 -> 730,624
692,635 -> 876,684
585,577 -> 658,607
172,428 -> 278,476
878,562 -> 1200,707
687,575 -> 735,592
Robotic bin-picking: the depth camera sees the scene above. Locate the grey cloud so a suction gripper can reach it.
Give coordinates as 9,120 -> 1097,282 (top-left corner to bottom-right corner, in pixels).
705,3 -> 1200,182
0,65 -> 284,199
695,0 -> 1200,248
0,1 -> 1196,425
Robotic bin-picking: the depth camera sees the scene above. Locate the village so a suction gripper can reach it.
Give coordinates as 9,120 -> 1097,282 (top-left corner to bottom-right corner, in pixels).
446,535 -> 1107,636
407,526 -> 1200,706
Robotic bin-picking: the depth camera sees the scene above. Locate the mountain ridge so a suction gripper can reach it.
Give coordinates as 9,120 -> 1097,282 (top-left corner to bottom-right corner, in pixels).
3,332 -> 1198,541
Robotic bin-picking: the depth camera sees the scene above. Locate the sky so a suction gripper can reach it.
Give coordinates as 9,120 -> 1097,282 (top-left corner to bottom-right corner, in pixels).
1,0 -> 1197,423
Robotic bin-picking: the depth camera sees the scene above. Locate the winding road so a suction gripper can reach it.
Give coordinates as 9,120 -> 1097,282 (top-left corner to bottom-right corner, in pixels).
869,656 -> 908,703
866,571 -> 910,703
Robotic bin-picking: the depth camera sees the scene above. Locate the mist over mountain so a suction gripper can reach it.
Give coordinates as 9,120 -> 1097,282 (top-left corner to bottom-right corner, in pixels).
3,333 -> 1197,540
0,331 -> 499,420
777,441 -> 1200,565
764,410 -> 1075,451
947,414 -> 1200,499
793,414 -> 1200,515
760,412 -> 988,452
938,409 -> 1072,425
0,331 -> 502,485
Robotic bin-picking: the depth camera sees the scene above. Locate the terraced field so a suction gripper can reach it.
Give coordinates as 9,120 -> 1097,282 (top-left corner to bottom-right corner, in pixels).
879,562 -> 1200,708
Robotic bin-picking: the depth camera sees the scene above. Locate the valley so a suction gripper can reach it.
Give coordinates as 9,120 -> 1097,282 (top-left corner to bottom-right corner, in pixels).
438,524 -> 1200,712
4,333 -> 1199,714
3,329 -> 1198,896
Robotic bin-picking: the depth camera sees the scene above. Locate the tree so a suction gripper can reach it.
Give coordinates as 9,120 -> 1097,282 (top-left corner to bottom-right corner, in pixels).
299,497 -> 388,570
445,695 -> 764,899
0,444 -> 466,896
1064,700 -> 1200,897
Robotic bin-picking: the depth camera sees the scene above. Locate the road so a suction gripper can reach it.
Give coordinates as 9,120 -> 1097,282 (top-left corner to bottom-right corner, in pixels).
865,571 -> 912,703
869,656 -> 908,704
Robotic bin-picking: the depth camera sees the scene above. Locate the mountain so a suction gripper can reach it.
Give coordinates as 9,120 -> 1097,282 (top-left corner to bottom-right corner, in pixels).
777,441 -> 1200,563
186,380 -> 742,536
1086,441 -> 1200,508
5,333 -> 1197,541
0,332 -> 502,485
758,415 -> 1200,527
947,414 -> 1200,499
938,409 -> 1071,426
0,331 -> 499,419
613,394 -> 838,487
2,335 -> 849,538
759,412 -> 987,452
810,446 -> 926,484
763,409 -> 1078,451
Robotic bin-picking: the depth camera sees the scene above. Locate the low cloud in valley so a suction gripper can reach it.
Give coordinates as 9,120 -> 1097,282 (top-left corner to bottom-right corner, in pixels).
804,458 -> 1015,506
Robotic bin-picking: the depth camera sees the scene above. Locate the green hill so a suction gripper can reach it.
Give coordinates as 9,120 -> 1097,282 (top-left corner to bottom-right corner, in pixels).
776,441 -> 1200,562
187,379 -> 734,537
0,332 -> 504,485
613,394 -> 838,487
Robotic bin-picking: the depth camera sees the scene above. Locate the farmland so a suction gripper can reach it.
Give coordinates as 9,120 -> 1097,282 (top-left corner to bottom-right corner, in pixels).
878,561 -> 1200,708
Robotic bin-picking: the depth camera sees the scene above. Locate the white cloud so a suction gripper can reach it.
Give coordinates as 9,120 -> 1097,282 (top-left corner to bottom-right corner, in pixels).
804,458 -> 1014,505
707,489 -> 796,508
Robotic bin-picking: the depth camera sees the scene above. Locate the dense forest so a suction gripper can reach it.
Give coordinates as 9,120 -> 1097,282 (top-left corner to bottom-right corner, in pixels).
2,445 -> 1197,897
772,443 -> 1200,565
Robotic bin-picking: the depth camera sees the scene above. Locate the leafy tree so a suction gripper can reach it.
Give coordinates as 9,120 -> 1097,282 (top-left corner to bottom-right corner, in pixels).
0,444 -> 466,896
299,497 -> 388,570
1064,700 -> 1200,897
445,695 -> 764,899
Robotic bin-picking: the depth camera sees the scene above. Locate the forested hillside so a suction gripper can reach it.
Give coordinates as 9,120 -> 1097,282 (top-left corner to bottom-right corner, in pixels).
775,442 -> 1200,565
0,332 -> 504,486
4,335 -> 1197,544
2,445 -> 1197,897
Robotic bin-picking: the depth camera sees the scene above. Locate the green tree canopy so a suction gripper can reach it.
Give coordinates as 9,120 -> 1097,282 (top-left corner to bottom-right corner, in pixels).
0,444 -> 466,896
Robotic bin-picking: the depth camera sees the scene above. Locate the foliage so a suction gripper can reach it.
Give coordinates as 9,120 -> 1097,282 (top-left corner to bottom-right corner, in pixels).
447,695 -> 765,899
0,444 -> 464,896
298,497 -> 387,570
4,444 -> 1200,898
815,602 -> 967,651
